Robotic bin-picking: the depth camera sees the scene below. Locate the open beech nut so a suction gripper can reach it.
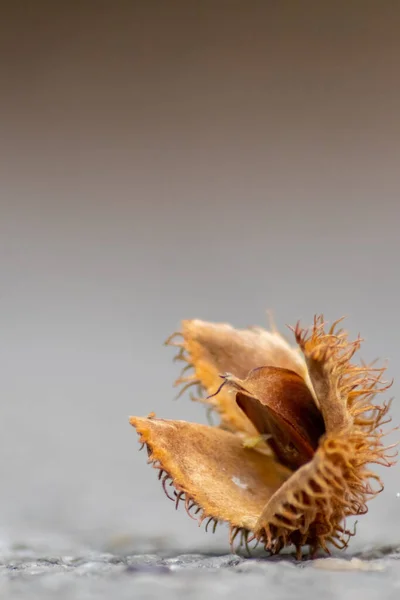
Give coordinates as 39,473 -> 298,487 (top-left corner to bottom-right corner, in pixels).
129,315 -> 397,559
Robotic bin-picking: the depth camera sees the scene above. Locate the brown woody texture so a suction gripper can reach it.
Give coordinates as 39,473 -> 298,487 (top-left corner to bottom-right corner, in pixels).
130,315 -> 396,558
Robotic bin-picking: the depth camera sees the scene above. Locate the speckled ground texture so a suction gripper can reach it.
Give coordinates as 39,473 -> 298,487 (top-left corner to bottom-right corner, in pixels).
1,538 -> 400,600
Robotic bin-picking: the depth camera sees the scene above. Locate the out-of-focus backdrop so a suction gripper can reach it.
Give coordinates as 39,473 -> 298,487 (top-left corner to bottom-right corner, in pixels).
1,1 -> 399,553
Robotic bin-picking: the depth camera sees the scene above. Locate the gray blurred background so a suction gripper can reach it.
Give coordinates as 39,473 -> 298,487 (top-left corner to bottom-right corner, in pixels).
0,1 -> 399,553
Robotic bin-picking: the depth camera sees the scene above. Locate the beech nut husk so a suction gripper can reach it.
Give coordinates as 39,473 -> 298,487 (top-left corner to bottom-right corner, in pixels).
130,314 -> 397,559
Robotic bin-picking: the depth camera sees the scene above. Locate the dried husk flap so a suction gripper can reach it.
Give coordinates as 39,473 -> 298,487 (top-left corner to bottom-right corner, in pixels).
294,316 -> 393,435
166,319 -> 310,436
130,416 -> 291,532
255,427 -> 394,557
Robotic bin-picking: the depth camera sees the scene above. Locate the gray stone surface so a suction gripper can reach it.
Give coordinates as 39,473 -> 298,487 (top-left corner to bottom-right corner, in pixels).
1,542 -> 400,600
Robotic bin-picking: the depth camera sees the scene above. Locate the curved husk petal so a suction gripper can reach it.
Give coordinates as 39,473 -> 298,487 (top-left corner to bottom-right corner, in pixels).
130,415 -> 291,532
166,319 -> 310,435
255,427 -> 395,558
293,316 -> 393,434
253,314 -> 397,557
